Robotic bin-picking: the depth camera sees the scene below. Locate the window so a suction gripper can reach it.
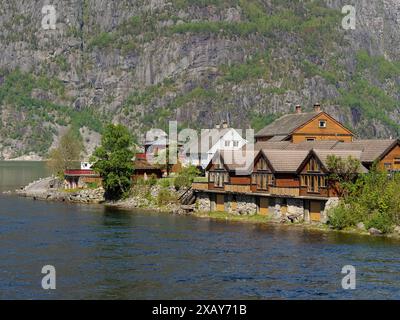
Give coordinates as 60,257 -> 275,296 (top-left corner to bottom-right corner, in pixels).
395,158 -> 400,165
320,176 -> 327,188
211,171 -> 229,187
319,120 -> 327,128
225,141 -> 230,147
233,141 -> 239,147
306,137 -> 316,142
254,173 -> 274,190
257,158 -> 266,170
384,163 -> 392,170
307,158 -> 320,172
301,175 -> 327,193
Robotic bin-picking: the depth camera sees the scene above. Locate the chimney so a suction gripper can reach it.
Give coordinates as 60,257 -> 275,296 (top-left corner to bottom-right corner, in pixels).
222,120 -> 228,129
314,103 -> 321,113
295,105 -> 302,114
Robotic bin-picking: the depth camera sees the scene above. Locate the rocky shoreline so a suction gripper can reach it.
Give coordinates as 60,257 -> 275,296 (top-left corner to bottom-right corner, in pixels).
7,177 -> 400,239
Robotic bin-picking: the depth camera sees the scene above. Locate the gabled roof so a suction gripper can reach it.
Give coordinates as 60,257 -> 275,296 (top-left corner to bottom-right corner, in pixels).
260,150 -> 309,173
183,128 -> 234,153
206,149 -> 255,175
332,139 -> 399,163
254,140 -> 340,152
255,111 -> 354,138
312,149 -> 368,173
254,141 -> 292,151
255,112 -> 320,138
285,140 -> 340,151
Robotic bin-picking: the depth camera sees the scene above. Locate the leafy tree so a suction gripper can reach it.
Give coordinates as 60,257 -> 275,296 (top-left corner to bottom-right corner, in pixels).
47,128 -> 83,176
326,155 -> 361,197
328,166 -> 400,233
90,124 -> 135,200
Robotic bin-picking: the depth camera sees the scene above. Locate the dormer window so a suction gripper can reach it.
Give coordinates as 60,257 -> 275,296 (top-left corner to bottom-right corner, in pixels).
319,120 -> 327,128
225,141 -> 230,147
233,141 -> 239,147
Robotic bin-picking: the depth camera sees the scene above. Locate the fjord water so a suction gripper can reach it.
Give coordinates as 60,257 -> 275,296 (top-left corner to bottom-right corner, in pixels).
1,162 -> 400,299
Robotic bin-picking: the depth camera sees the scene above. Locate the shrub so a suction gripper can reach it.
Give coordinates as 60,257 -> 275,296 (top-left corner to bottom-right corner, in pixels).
159,178 -> 172,188
157,189 -> 176,206
365,211 -> 394,234
328,204 -> 356,230
147,174 -> 158,186
174,175 -> 191,190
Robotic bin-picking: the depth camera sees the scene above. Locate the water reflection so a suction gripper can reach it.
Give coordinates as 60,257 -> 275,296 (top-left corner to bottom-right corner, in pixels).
1,166 -> 400,299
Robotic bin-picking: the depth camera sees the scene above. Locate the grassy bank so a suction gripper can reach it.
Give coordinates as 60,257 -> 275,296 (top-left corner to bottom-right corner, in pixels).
192,210 -> 400,239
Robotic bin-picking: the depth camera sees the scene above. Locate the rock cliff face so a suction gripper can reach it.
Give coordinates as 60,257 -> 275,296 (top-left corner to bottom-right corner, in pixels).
0,0 -> 399,159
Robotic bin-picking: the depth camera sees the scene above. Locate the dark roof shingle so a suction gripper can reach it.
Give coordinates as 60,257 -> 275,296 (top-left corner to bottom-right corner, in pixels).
255,112 -> 319,137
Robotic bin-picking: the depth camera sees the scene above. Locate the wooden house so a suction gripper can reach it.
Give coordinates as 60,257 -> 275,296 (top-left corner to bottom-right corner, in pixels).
255,104 -> 354,143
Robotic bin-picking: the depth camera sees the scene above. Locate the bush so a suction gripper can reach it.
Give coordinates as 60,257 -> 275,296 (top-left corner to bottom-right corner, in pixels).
174,175 -> 191,190
365,211 -> 394,234
147,174 -> 158,186
328,204 -> 356,230
328,169 -> 400,233
158,178 -> 172,188
157,189 -> 176,206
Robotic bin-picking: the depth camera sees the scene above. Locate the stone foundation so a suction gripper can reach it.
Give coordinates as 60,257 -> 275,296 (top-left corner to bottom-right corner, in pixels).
236,195 -> 257,215
194,191 -> 332,224
195,192 -> 211,212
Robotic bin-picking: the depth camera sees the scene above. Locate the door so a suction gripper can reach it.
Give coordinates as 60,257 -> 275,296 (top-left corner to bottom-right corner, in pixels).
216,194 -> 225,212
310,201 -> 321,222
259,197 -> 269,216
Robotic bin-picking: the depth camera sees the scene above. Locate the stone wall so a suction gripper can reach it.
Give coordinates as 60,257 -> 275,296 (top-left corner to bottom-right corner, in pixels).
195,192 -> 211,212
236,195 -> 257,215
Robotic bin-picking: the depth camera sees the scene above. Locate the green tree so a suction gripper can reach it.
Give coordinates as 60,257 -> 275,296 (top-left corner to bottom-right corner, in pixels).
91,124 -> 135,200
47,128 -> 83,176
326,155 -> 361,197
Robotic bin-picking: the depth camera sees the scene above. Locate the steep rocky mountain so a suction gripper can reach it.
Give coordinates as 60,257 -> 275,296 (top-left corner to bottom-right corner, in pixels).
0,0 -> 399,159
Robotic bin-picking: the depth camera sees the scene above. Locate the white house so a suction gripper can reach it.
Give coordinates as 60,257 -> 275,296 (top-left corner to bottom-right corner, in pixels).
181,122 -> 247,169
80,162 -> 93,170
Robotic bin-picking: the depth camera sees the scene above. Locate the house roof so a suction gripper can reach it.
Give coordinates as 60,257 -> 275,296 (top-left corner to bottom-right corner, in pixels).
254,140 -> 340,151
255,139 -> 399,164
261,150 -> 309,173
255,112 -> 320,138
254,141 -> 292,151
145,137 -> 182,147
183,128 -> 232,153
207,149 -> 255,175
332,139 -> 398,163
312,149 -> 368,173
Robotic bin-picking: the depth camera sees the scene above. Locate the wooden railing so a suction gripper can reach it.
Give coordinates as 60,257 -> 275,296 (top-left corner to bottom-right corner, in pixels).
192,182 -> 209,191
224,184 -> 251,193
269,187 -> 300,197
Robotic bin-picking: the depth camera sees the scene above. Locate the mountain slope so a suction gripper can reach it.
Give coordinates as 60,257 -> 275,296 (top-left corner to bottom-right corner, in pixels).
0,0 -> 399,159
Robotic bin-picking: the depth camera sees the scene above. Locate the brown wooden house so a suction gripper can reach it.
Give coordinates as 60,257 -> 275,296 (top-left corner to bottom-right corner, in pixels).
297,149 -> 368,198
255,104 -> 354,144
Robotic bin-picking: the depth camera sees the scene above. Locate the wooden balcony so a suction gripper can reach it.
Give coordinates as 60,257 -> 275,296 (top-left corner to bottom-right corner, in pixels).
224,184 -> 251,193
192,182 -> 209,191
269,187 -> 300,197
